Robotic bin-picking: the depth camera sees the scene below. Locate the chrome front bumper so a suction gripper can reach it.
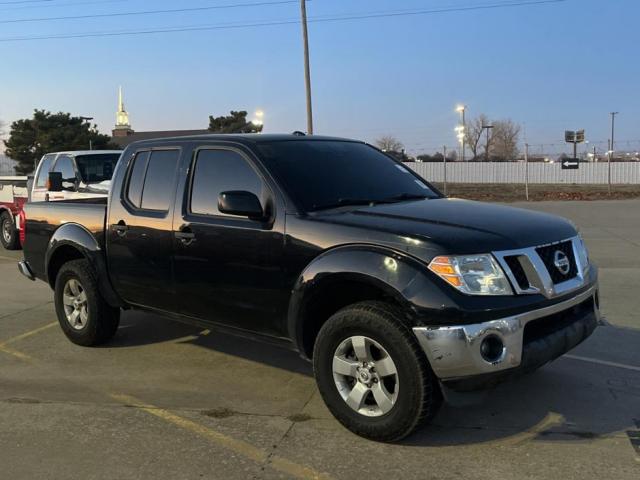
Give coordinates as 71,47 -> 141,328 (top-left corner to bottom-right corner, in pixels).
413,284 -> 599,380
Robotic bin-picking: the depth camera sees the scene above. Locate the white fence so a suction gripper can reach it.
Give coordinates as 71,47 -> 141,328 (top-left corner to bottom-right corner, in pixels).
407,161 -> 640,184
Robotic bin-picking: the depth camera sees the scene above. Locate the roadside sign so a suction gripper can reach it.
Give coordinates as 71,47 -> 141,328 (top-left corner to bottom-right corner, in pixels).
565,130 -> 576,143
561,159 -> 580,170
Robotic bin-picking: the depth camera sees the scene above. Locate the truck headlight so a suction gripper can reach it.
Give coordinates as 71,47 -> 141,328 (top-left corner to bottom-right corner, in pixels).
576,235 -> 590,273
428,254 -> 513,296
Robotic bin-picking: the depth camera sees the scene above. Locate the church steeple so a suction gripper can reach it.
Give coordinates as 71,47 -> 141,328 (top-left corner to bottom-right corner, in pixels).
115,86 -> 130,127
113,86 -> 134,137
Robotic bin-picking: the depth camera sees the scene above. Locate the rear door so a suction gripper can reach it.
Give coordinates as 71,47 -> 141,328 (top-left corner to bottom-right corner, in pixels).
171,145 -> 288,336
107,148 -> 181,311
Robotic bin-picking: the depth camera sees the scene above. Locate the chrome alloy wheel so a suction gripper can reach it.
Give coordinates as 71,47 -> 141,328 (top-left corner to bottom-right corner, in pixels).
62,279 -> 89,330
1,218 -> 12,244
332,336 -> 399,417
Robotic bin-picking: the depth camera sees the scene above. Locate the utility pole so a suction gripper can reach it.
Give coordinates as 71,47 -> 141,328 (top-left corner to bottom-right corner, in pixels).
524,143 -> 529,201
456,105 -> 466,161
300,0 -> 314,135
607,138 -> 612,194
442,145 -> 448,196
482,124 -> 494,162
610,112 -> 618,156
461,108 -> 466,162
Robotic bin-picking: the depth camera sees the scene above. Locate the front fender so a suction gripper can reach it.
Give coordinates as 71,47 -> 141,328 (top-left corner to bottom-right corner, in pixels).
287,245 -> 452,355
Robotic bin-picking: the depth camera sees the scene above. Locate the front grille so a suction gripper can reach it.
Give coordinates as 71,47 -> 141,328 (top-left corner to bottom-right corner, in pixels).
536,240 -> 578,284
523,297 -> 594,345
504,255 -> 530,290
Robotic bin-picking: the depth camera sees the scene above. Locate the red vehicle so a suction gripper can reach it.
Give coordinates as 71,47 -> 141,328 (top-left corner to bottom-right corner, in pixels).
0,176 -> 28,250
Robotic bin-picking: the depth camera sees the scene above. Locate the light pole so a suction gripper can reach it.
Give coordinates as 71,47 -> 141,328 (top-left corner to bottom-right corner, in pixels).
481,124 -> 494,162
456,105 -> 466,161
300,0 -> 313,135
610,112 -> 618,156
80,116 -> 94,150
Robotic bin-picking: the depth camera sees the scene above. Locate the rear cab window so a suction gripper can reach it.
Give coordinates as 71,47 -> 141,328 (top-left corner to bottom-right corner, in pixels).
75,153 -> 120,184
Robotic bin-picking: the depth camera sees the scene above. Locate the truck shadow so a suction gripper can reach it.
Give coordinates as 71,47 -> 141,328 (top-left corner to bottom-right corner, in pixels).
110,311 -> 639,447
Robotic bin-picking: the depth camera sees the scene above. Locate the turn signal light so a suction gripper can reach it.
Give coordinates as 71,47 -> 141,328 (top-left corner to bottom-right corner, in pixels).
428,257 -> 463,287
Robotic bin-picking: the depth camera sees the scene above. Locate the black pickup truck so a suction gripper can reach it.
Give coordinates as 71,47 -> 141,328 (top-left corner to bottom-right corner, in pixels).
20,134 -> 599,441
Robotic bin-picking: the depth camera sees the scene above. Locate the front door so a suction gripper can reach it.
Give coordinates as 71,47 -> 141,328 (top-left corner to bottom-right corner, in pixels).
107,148 -> 181,311
172,146 -> 287,337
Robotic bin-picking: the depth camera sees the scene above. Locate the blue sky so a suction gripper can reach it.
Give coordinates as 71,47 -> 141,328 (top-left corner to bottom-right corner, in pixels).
0,0 -> 638,155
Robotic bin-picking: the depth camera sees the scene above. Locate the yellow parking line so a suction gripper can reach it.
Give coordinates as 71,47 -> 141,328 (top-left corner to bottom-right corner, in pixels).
494,412 -> 565,446
110,393 -> 332,480
0,321 -> 57,347
0,344 -> 32,361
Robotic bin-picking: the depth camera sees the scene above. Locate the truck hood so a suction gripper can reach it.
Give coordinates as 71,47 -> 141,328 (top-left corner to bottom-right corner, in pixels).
312,198 -> 577,253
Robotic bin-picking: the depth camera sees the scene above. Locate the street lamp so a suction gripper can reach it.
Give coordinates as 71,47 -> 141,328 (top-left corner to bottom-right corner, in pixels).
481,124 -> 494,161
252,110 -> 264,130
456,105 -> 466,161
80,116 -> 94,150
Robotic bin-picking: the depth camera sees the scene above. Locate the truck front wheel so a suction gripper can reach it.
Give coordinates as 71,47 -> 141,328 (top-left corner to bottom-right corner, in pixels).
54,259 -> 120,346
0,211 -> 20,250
313,301 -> 442,442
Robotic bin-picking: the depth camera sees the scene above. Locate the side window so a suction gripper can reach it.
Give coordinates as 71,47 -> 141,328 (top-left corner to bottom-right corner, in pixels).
52,156 -> 77,185
190,149 -> 264,217
35,155 -> 55,188
126,151 -> 150,208
139,150 -> 180,211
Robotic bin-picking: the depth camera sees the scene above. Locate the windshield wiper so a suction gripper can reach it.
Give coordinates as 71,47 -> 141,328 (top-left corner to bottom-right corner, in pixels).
311,198 -> 378,211
380,193 -> 430,203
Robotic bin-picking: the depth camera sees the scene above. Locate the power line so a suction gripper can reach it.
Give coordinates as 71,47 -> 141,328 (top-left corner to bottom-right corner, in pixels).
0,0 -> 566,42
0,0 -> 127,12
0,0 -> 54,4
0,0 -> 299,24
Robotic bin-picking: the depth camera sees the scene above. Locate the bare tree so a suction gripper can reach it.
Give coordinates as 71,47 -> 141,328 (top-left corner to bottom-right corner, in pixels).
491,119 -> 521,161
375,135 -> 404,152
464,114 -> 490,160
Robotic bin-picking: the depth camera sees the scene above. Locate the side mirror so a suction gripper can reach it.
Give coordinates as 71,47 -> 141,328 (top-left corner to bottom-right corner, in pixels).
47,172 -> 63,192
218,191 -> 264,219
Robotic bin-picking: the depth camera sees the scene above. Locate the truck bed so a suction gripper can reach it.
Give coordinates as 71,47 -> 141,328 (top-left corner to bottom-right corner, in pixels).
22,199 -> 107,281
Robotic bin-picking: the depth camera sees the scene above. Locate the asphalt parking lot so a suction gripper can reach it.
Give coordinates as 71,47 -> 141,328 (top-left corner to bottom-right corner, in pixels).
1,199 -> 639,480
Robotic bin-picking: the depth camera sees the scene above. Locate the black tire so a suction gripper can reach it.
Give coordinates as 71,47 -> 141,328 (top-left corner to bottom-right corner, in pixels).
54,259 -> 120,346
313,301 -> 442,442
0,211 -> 20,250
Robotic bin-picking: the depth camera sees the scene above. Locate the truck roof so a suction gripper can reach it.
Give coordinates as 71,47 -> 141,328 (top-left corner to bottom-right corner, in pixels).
45,150 -> 123,156
124,133 -> 363,149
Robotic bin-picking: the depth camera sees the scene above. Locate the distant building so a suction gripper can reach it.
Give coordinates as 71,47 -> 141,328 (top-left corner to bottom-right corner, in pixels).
111,87 -> 208,148
0,154 -> 17,175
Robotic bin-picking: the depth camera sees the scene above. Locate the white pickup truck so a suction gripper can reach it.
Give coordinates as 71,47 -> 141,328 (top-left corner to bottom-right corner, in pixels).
0,176 -> 28,249
31,150 -> 122,202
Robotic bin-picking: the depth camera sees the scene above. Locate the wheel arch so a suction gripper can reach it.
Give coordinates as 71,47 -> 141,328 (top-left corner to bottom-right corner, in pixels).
45,223 -> 124,308
287,245 -> 435,359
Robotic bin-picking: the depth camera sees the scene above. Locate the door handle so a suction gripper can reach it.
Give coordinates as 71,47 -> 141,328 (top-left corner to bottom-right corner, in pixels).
112,221 -> 128,237
175,229 -> 196,245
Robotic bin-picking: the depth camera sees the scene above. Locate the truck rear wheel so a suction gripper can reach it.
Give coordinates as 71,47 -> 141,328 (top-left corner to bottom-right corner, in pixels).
54,259 -> 120,346
313,301 -> 442,442
0,211 -> 20,250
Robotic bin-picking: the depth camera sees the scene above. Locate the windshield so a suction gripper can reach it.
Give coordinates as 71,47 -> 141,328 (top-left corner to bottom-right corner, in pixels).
75,153 -> 121,184
257,141 -> 438,212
